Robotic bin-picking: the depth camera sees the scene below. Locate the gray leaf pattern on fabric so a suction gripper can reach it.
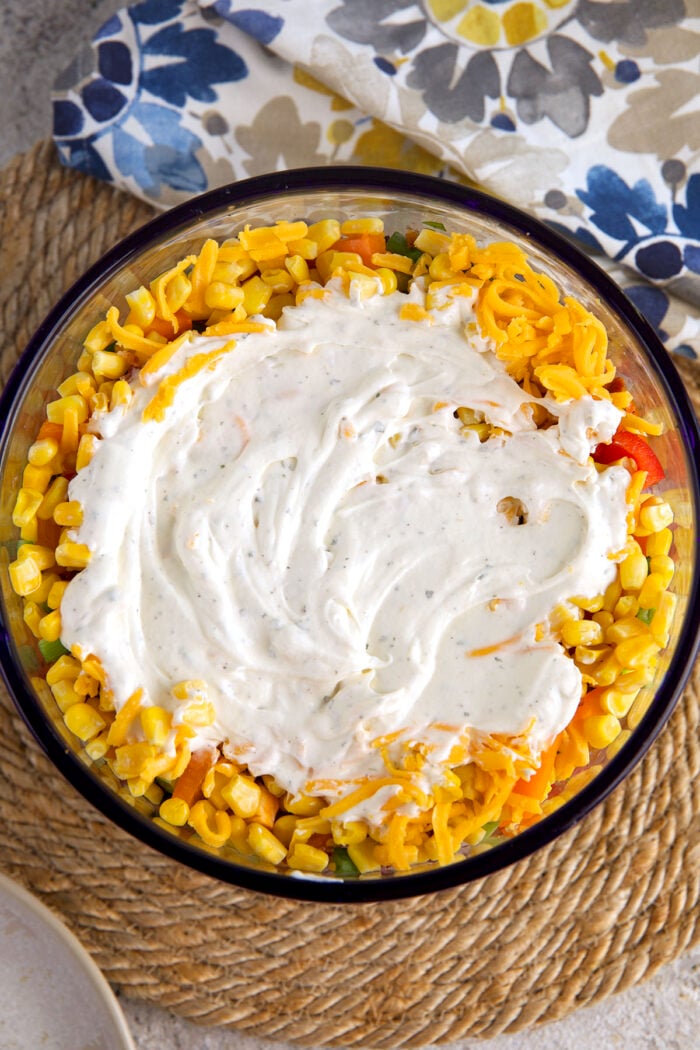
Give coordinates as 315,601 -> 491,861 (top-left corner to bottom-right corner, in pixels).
507,36 -> 602,138
406,45 -> 500,124
326,0 -> 426,53
577,0 -> 686,46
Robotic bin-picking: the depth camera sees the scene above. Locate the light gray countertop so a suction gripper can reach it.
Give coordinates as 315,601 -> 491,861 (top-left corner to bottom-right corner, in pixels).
2,2 -> 698,1047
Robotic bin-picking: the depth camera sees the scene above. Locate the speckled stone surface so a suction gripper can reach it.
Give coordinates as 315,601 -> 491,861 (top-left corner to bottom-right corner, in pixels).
2,3 -> 700,1048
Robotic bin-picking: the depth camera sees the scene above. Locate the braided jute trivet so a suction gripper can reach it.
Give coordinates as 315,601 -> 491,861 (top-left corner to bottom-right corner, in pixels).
1,140 -> 700,1049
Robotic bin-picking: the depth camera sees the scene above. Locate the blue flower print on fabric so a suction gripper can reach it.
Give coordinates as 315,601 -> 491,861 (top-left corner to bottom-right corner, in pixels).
53,0 -> 248,198
211,2 -> 284,46
141,21 -> 246,106
577,165 -> 700,286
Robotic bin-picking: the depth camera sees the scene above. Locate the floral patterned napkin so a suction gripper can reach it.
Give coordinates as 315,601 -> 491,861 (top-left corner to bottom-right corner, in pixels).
52,0 -> 699,357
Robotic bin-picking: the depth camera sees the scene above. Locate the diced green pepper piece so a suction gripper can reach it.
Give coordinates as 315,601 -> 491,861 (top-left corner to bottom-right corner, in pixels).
38,638 -> 70,663
333,845 -> 360,876
386,231 -> 422,262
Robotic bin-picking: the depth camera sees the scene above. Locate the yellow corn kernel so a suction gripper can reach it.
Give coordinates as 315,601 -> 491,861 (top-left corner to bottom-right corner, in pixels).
639,501 -> 673,533
637,572 -> 666,612
28,438 -> 59,467
111,741 -> 157,779
50,678 -> 82,712
38,609 -> 61,642
429,252 -> 460,281
204,281 -> 245,312
574,643 -> 603,666
90,392 -> 109,414
331,820 -> 367,846
262,292 -> 295,321
46,394 -> 88,426
83,319 -> 114,353
651,591 -> 677,647
60,404 -> 80,455
306,219 -> 341,253
188,799 -> 231,847
347,838 -> 381,873
110,379 -> 133,411
605,616 -> 647,645
140,705 -> 171,746
619,550 -> 648,592
125,286 -> 157,328
46,657 -> 80,690
561,619 -> 603,648
600,687 -> 638,719
285,793 -> 324,816
260,267 -> 294,294
592,610 -> 614,632
46,579 -> 69,610
287,842 -> 329,873
614,635 -> 660,669
645,527 -> 672,557
12,489 -> 43,528
345,271 -> 381,300
286,237 -> 319,260
371,251 -> 414,275
53,501 -> 83,528
85,730 -> 111,761
414,228 -> 451,256
241,274 -> 272,315
261,774 -> 285,797
272,814 -> 297,848
64,702 -> 107,741
583,713 -> 621,750
247,823 -> 287,865
57,371 -> 89,397
143,781 -> 164,807
603,577 -> 622,612
22,463 -> 53,492
285,253 -> 310,284
17,543 -> 55,571
613,594 -> 639,619
55,542 -> 91,569
648,556 -> 674,589
159,796 -> 190,827
36,476 -> 68,521
9,556 -> 41,596
91,348 -> 129,380
590,651 -> 623,686
340,217 -> 384,235
22,600 -> 43,637
20,518 -> 39,542
76,433 -> 99,471
571,593 -> 605,613
220,774 -> 261,819
375,267 -> 398,296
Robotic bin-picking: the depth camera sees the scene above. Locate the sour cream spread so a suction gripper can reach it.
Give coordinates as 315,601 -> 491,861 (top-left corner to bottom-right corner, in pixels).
60,280 -> 629,820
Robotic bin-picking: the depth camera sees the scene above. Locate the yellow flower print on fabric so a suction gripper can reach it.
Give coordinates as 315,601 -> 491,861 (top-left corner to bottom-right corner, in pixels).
425,0 -> 577,49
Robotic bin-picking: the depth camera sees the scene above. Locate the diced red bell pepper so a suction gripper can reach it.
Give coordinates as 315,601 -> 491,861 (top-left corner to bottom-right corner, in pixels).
331,233 -> 386,267
593,428 -> 665,486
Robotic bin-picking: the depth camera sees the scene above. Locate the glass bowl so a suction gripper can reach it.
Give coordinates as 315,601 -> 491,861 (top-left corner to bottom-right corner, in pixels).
1,167 -> 698,902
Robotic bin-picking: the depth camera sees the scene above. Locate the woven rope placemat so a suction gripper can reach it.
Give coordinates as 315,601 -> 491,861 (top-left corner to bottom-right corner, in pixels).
1,140 -> 699,1048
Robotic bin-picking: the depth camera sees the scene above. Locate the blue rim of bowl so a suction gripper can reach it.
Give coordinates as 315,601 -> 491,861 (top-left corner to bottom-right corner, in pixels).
1,166 -> 699,903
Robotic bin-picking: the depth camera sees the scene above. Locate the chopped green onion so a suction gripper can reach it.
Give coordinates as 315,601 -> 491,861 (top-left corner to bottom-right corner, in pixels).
637,607 -> 655,625
38,638 -> 70,663
332,845 -> 360,876
386,231 -> 422,262
423,220 -> 446,231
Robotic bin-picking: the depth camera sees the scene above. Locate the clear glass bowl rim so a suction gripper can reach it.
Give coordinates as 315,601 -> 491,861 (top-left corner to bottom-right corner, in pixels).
1,165 -> 699,903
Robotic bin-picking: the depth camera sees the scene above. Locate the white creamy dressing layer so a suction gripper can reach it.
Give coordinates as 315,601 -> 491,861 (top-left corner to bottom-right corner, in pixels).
60,281 -> 629,820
